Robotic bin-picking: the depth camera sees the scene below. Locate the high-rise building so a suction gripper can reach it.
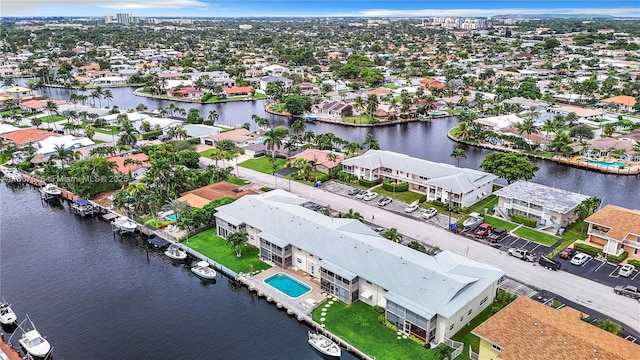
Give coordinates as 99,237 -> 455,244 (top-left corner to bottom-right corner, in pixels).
116,13 -> 131,25
104,15 -> 113,24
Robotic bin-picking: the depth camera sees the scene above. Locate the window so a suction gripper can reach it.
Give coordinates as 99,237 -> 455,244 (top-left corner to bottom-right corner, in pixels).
449,324 -> 454,331
492,344 -> 502,352
460,316 -> 463,322
480,296 -> 488,305
297,258 -> 302,264
635,248 -> 639,256
468,309 -> 472,316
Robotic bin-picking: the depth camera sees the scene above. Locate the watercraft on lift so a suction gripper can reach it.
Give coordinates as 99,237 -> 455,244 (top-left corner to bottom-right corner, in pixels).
0,300 -> 17,326
164,244 -> 187,261
112,217 -> 138,233
191,261 -> 217,280
39,183 -> 62,200
1,167 -> 23,182
16,315 -> 51,359
308,331 -> 341,358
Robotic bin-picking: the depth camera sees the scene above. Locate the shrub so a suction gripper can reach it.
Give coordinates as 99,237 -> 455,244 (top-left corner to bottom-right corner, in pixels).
317,174 -> 331,183
377,314 -> 386,325
275,154 -> 287,159
408,334 -> 426,346
628,259 -> 640,268
511,213 -> 537,227
259,186 -> 274,192
358,178 -> 382,188
418,194 -> 427,203
383,320 -> 397,332
382,180 -> 409,192
607,251 -> 628,263
574,243 -> 603,257
373,306 -> 385,314
430,200 -> 447,208
201,93 -> 214,102
141,129 -> 163,140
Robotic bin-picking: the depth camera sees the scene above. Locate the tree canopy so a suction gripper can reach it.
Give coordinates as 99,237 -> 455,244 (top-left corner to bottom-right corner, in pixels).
480,152 -> 540,184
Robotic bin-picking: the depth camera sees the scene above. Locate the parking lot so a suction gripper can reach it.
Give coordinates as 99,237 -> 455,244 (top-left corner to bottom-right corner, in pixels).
552,255 -> 640,288
323,182 -> 458,229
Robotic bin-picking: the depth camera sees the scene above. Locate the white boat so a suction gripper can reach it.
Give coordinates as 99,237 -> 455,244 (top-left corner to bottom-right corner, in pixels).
40,183 -> 62,198
17,316 -> 51,358
308,331 -> 341,358
191,261 -> 216,280
1,167 -> 23,182
164,244 -> 187,261
0,300 -> 17,326
462,212 -> 483,229
112,217 -> 137,233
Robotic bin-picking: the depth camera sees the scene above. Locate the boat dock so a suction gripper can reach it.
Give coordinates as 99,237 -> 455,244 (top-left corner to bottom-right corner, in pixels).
0,334 -> 21,360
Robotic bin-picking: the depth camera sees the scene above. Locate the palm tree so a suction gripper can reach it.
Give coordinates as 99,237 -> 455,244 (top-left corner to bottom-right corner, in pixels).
136,103 -> 148,112
366,94 -> 379,120
363,133 -> 380,150
526,105 -> 540,122
91,88 -> 103,107
45,100 -> 58,122
208,110 -> 220,125
382,228 -> 403,243
291,119 -> 306,134
353,96 -> 365,121
515,118 -> 538,151
602,124 -> 615,137
103,89 -> 113,107
450,148 -> 467,167
126,182 -> 147,214
263,128 -> 284,169
456,121 -> 471,141
342,209 -> 364,222
173,126 -> 187,140
435,343 -> 455,360
227,231 -> 248,257
49,144 -> 74,167
164,199 -> 189,221
31,117 -> 42,129
118,122 -> 138,148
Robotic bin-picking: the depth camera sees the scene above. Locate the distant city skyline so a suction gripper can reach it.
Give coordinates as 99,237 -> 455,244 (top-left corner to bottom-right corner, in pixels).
2,0 -> 640,18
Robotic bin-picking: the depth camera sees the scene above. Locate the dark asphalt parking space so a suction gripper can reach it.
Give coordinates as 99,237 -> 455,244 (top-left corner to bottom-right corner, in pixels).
552,255 -> 640,288
497,235 -> 552,258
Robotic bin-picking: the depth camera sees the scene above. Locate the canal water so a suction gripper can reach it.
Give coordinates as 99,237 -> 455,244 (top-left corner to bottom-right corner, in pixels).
0,183 -> 357,360
27,83 -> 640,208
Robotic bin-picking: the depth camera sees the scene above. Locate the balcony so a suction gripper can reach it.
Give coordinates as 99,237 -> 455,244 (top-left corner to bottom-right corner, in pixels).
588,229 -> 609,238
603,240 -> 624,256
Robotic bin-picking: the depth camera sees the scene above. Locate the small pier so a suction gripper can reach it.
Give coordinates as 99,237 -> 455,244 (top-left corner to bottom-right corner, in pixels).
71,199 -> 98,217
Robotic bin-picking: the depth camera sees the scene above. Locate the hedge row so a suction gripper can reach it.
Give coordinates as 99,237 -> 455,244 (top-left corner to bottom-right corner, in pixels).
510,214 -> 537,228
574,243 -> 603,257
141,129 -> 163,140
382,181 -> 409,192
627,259 -> 640,268
359,178 -> 382,188
607,251 -> 629,264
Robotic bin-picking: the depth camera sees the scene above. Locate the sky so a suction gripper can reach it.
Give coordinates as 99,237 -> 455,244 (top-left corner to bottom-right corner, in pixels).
2,0 -> 639,18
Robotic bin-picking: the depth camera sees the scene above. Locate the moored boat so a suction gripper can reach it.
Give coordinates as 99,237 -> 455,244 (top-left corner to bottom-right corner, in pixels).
17,316 -> 51,359
1,167 -> 23,183
462,212 -> 483,229
0,300 -> 17,326
191,261 -> 216,280
112,217 -> 137,233
164,244 -> 187,261
308,331 -> 341,358
39,183 -> 61,200
71,198 -> 96,217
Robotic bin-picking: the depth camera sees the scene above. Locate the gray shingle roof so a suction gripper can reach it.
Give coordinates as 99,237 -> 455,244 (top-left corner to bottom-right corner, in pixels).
341,150 -> 497,194
216,190 -> 504,318
493,181 -> 590,214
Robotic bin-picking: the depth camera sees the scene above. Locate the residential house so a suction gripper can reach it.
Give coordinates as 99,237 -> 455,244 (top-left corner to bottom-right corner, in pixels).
5,86 -> 32,101
215,190 -> 504,344
600,95 -> 636,112
585,205 -> 640,261
547,105 -> 603,123
475,115 -> 524,131
584,137 -> 635,160
1,129 -> 61,147
259,76 -> 293,91
167,87 -> 204,100
34,135 -> 95,155
472,296 -> 640,360
419,78 -> 447,91
289,149 -> 344,174
262,64 -> 289,76
182,124 -> 222,140
20,99 -> 66,113
298,82 -> 320,95
311,100 -> 353,117
106,153 -> 149,177
203,128 -> 262,147
493,181 -> 589,230
91,76 -> 126,86
177,181 -> 256,208
341,150 -> 497,208
223,86 -> 253,97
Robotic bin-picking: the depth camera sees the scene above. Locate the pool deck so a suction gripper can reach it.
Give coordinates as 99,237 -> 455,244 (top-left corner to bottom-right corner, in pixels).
249,266 -> 327,312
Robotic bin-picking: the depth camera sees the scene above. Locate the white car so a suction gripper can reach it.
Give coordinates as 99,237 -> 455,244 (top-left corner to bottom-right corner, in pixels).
405,203 -> 419,213
570,253 -> 591,266
422,207 -> 438,219
619,264 -> 635,277
362,192 -> 378,201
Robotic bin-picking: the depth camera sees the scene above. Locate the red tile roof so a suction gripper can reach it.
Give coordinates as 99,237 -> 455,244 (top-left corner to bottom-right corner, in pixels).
223,86 -> 253,94
1,129 -> 60,145
106,153 -> 149,174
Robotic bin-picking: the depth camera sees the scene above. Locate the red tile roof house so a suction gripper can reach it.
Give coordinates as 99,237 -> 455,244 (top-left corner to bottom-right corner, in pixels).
167,87 -> 204,100
289,149 -> 344,174
223,86 -> 253,97
419,78 -> 447,90
1,129 -> 60,146
107,153 -> 150,177
20,99 -> 66,113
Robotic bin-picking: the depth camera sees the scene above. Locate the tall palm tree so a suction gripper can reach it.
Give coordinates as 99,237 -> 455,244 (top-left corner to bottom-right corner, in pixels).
353,96 -> 364,119
263,128 -> 284,167
50,144 -> 74,167
45,100 -> 58,122
366,94 -> 379,119
382,228 -> 403,243
342,209 -> 364,222
456,121 -> 471,141
208,110 -> 219,124
118,122 -> 138,148
450,148 -> 467,167
103,89 -> 113,107
91,87 -> 103,107
515,118 -> 538,151
291,119 -> 305,134
363,133 -> 380,150
173,126 -> 187,140
227,231 -> 248,257
164,199 -> 189,221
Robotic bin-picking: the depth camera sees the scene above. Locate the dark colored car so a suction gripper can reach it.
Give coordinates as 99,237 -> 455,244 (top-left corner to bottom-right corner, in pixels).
487,228 -> 506,242
538,255 -> 561,270
558,247 -> 576,259
347,188 -> 361,196
473,223 -> 492,238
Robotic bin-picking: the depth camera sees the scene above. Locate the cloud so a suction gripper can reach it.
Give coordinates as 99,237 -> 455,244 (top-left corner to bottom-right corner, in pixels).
355,7 -> 640,17
1,0 -> 209,16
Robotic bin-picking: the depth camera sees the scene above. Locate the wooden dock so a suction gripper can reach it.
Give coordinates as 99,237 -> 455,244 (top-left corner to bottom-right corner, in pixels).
0,334 -> 22,360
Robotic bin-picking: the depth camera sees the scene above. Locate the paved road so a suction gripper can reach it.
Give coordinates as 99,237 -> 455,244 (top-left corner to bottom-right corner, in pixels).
207,157 -> 640,332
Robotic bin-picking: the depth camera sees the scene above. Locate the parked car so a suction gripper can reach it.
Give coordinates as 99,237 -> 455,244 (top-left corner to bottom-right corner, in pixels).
405,203 -> 419,213
614,285 -> 640,299
347,188 -> 361,196
422,207 -> 438,219
363,192 -> 378,201
618,264 -> 636,278
488,228 -> 506,242
377,197 -> 392,207
570,253 -> 592,266
538,255 -> 561,270
558,247 -> 577,259
356,191 -> 367,199
474,223 -> 492,238
373,227 -> 387,234
507,248 -> 536,262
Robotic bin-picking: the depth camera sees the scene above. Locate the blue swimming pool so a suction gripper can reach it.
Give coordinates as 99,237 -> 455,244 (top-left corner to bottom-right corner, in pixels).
165,213 -> 177,221
586,160 -> 625,168
264,273 -> 311,299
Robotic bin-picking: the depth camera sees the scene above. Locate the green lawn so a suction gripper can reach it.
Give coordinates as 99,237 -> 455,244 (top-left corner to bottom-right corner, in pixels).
548,221 -> 588,257
227,176 -> 249,186
513,226 -> 561,246
451,299 -> 509,360
270,103 -> 287,112
373,188 -> 424,204
185,229 -> 270,274
239,157 -> 287,174
41,115 -> 66,123
481,215 -> 519,231
94,125 -> 121,135
466,195 -> 499,214
312,301 -> 436,360
343,116 -> 373,124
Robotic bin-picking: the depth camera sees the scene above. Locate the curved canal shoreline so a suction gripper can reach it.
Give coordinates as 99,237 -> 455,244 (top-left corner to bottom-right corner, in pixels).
133,88 -> 264,105
446,131 -> 640,175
